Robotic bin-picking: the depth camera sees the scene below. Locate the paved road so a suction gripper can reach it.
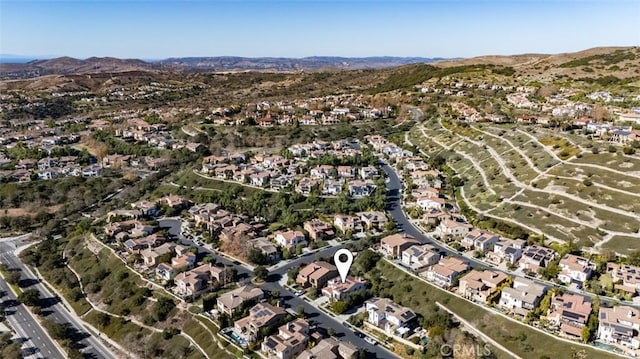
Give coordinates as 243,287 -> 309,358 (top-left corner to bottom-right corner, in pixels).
379,160 -> 639,308
0,238 -> 115,359
1,236 -> 64,359
174,223 -> 398,358
1,239 -> 64,359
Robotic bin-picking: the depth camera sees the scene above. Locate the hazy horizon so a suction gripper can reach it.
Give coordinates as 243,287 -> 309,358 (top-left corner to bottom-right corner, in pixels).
1,0 -> 638,60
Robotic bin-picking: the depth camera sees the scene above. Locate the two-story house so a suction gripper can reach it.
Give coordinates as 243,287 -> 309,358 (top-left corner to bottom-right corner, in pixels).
234,303 -> 287,343
261,319 -> 310,359
322,276 -> 367,301
296,261 -> 338,288
425,257 -> 471,288
303,219 -> 335,241
435,219 -> 473,238
380,233 -> 420,259
519,245 -> 558,273
487,238 -> 525,265
274,230 -> 307,251
365,297 -> 417,337
461,230 -> 500,252
557,254 -> 596,287
606,263 -> 640,297
545,293 -> 592,338
597,305 -> 640,352
401,244 -> 441,272
217,285 -> 265,316
458,270 -> 509,303
498,277 -> 547,316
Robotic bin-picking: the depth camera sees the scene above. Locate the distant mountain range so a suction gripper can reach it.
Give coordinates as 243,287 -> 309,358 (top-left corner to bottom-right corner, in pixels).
0,55 -> 450,79
159,56 -> 450,71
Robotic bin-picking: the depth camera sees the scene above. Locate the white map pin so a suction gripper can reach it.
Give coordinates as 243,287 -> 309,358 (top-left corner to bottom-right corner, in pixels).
334,248 -> 354,283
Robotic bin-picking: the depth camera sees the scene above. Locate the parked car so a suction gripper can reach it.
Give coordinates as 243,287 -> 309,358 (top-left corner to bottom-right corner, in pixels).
294,290 -> 305,296
364,337 -> 377,345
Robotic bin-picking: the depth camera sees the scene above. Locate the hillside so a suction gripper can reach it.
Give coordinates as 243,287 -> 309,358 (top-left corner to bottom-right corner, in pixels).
2,47 -> 638,97
0,57 -> 165,80
435,46 -> 640,81
0,55 -> 445,80
159,56 -> 446,71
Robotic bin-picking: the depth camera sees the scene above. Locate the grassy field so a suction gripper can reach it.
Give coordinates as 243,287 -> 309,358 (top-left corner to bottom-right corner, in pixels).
490,202 -> 600,246
603,235 -> 640,255
570,151 -> 640,171
514,189 -> 640,234
414,119 -> 640,251
547,164 -> 640,194
183,318 -> 235,359
377,260 -> 619,359
539,136 -> 582,160
61,237 -> 232,359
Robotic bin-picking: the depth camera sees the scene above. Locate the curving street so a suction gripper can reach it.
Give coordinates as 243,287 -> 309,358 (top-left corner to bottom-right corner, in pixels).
0,236 -> 115,359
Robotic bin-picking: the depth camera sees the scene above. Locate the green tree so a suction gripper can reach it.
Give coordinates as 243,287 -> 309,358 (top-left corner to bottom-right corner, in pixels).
254,266 -> 268,281
4,271 -> 20,285
18,289 -> 40,307
248,249 -> 268,265
331,301 -> 348,314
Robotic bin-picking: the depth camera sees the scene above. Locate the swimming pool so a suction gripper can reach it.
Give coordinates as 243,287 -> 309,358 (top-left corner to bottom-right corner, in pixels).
228,331 -> 248,348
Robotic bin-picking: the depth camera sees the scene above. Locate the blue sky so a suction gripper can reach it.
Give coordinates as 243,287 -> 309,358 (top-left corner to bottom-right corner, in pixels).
1,0 -> 638,59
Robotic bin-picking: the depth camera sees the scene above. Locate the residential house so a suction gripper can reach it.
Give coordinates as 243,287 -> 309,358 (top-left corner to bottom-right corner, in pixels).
155,252 -> 196,280
359,166 -> 379,180
458,270 -> 509,303
261,319 -> 309,359
250,237 -> 281,263
435,219 -> 473,238
124,233 -> 167,252
417,197 -> 445,211
347,180 -> 375,197
158,194 -> 189,209
104,220 -> 137,238
322,276 -> 367,301
295,177 -> 319,195
297,337 -> 358,359
487,239 -> 525,265
322,179 -> 344,196
274,230 -> 307,251
426,257 -> 471,288
597,305 -> 640,351
174,263 -> 228,298
337,166 -> 356,179
358,211 -> 388,231
558,254 -> 596,287
303,219 -> 335,241
296,261 -> 338,289
310,165 -> 335,179
250,172 -> 271,187
607,263 -> 640,296
333,215 -> 363,234
217,285 -> 265,316
519,245 -> 558,273
461,230 -> 500,252
156,263 -> 177,281
545,293 -> 592,338
131,200 -> 158,217
498,277 -> 547,316
401,244 -> 441,272
422,210 -> 453,225
234,303 -> 287,343
140,243 -> 176,267
365,297 -> 417,337
380,233 -> 421,259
